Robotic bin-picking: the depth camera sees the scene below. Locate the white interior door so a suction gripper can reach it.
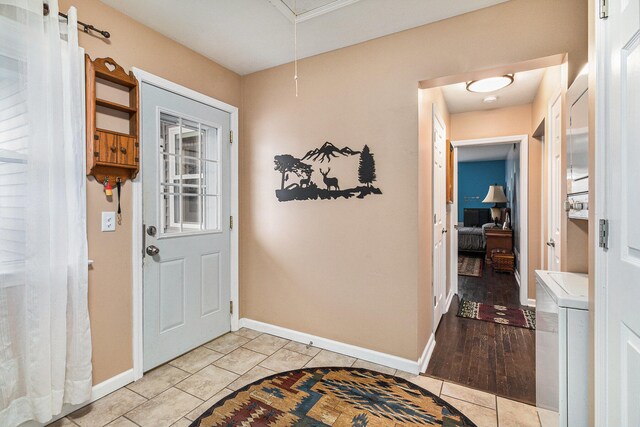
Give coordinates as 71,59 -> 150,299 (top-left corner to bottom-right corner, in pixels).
141,82 -> 231,371
601,1 -> 640,425
433,107 -> 447,330
548,95 -> 562,271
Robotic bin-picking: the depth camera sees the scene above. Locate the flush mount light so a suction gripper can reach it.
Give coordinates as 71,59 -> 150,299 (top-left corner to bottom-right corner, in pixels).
483,95 -> 498,103
466,74 -> 514,93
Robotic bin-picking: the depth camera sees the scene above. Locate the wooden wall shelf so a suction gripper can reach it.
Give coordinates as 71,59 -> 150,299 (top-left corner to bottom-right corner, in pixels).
96,98 -> 137,115
86,56 -> 139,186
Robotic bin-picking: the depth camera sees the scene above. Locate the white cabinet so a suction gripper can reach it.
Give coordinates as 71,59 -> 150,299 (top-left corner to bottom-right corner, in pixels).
535,271 -> 588,427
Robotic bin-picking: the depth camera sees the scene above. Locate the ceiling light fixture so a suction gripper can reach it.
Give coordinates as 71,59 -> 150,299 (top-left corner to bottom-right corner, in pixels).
483,95 -> 498,103
466,74 -> 514,93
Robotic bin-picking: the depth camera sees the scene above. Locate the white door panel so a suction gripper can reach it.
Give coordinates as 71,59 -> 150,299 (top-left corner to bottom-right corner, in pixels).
433,107 -> 447,330
602,1 -> 640,425
142,83 -> 231,371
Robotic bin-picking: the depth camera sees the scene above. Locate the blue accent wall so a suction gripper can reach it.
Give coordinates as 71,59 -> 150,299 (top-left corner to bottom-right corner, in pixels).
458,160 -> 506,222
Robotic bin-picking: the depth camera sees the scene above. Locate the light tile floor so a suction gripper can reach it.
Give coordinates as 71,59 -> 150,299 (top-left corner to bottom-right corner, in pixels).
51,328 -> 541,427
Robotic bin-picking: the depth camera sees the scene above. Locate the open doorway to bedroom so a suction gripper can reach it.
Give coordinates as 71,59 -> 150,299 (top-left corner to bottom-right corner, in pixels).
419,58 -> 565,406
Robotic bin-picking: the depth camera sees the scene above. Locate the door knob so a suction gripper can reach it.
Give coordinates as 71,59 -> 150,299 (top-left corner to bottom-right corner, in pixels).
146,245 -> 160,256
546,240 -> 556,248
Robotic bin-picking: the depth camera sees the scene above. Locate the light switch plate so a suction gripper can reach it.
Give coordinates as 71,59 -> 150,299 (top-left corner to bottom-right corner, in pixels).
101,211 -> 116,232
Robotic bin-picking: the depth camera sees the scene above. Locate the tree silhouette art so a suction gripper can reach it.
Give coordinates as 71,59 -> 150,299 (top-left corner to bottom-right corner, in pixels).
274,154 -> 312,190
358,145 -> 376,187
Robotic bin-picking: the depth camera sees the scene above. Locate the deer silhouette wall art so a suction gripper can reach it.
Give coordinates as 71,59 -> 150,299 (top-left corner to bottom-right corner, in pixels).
273,142 -> 382,202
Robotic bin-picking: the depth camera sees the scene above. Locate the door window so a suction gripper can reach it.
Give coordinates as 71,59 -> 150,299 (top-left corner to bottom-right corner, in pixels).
159,112 -> 220,234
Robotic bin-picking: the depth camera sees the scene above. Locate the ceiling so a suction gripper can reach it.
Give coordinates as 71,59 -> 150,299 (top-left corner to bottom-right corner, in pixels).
442,68 -> 547,114
100,0 -> 509,75
458,144 -> 516,162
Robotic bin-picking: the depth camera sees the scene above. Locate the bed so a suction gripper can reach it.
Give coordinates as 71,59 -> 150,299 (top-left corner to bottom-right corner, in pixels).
458,208 -> 492,252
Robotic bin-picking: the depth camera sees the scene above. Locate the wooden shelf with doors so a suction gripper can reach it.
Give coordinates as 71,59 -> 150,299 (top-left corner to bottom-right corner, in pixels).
85,56 -> 139,187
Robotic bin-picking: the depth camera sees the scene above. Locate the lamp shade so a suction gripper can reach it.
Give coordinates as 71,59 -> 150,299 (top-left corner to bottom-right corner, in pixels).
482,185 -> 508,203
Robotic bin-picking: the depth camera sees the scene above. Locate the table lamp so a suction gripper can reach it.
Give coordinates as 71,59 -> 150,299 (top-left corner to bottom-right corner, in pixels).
482,184 -> 507,225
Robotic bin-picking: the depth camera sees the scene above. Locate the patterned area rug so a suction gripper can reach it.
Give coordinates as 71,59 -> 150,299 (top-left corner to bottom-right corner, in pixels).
457,299 -> 536,330
458,255 -> 483,278
190,367 -> 477,426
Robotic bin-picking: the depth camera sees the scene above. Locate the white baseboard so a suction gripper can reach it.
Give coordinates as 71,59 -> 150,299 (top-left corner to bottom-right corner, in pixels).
418,333 -> 436,374
36,369 -> 134,426
240,318 -> 430,375
527,298 -> 536,307
445,290 -> 455,312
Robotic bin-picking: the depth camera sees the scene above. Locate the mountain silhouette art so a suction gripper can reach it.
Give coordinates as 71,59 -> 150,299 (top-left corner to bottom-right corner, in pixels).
302,141 -> 360,163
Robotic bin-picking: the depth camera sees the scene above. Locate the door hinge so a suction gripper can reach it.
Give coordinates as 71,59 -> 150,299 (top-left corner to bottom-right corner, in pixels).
230,130 -> 233,144
600,0 -> 608,18
230,301 -> 233,314
599,219 -> 609,249
230,215 -> 233,230
433,295 -> 436,306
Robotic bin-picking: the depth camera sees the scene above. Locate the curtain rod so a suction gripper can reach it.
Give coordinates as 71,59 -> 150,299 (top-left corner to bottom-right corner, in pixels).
43,3 -> 110,39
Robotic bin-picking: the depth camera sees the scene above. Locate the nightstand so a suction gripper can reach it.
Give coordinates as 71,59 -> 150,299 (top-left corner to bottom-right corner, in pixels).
485,227 -> 513,264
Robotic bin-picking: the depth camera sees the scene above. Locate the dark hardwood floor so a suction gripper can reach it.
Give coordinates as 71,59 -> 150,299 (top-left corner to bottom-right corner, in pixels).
425,253 -> 536,405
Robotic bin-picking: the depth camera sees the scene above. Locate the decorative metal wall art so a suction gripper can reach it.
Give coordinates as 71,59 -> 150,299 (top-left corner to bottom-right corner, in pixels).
274,141 -> 382,202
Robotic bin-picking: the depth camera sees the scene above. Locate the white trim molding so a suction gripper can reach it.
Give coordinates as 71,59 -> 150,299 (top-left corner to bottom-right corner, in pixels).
240,318 -> 435,375
418,334 -> 436,374
451,135 -> 529,306
593,2 -> 607,424
131,68 -> 240,379
527,299 -> 536,308
445,289 -> 455,312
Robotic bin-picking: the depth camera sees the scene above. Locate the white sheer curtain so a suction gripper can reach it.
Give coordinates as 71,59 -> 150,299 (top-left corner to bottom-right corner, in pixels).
0,1 -> 92,425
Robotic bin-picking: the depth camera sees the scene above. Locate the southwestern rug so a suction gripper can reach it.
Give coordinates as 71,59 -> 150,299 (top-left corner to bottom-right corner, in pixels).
189,367 -> 478,426
457,255 -> 483,278
457,299 -> 536,330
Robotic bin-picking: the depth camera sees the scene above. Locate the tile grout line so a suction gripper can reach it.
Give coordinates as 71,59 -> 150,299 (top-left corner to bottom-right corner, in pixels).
122,413 -> 144,427
171,385 -> 207,403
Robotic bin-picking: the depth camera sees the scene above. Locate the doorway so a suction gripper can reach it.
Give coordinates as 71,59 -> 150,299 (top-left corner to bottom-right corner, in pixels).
418,60 -> 564,404
131,69 -> 239,378
450,135 -> 529,306
430,134 -> 533,404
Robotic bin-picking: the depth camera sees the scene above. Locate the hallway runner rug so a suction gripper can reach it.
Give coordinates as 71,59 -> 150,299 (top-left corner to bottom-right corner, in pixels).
189,367 -> 477,426
458,255 -> 483,277
457,299 -> 536,330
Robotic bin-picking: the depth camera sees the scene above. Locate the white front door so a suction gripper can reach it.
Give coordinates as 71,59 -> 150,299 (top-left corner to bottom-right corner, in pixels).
601,1 -> 640,425
548,94 -> 562,271
433,107 -> 447,330
141,83 -> 231,371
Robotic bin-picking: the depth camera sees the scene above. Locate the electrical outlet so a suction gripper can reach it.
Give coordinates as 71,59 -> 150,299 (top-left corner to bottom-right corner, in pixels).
101,211 -> 116,232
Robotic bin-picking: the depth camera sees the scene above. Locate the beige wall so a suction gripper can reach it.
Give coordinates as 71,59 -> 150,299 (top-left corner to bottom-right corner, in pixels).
59,0 -> 241,384
450,105 -> 541,299
241,0 -> 587,361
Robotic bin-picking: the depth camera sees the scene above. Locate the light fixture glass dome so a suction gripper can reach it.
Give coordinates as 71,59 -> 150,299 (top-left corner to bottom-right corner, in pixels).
466,75 -> 514,93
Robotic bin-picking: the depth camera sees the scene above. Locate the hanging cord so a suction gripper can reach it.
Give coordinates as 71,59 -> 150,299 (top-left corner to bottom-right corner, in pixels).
294,0 -> 299,97
116,179 -> 122,225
